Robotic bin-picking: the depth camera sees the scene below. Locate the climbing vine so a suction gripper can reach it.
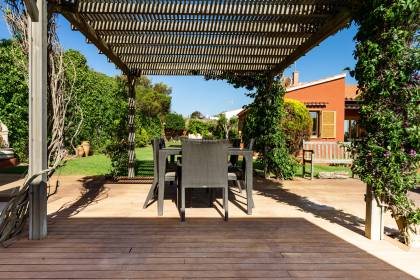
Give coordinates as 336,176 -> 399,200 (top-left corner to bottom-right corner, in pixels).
351,0 -> 420,243
206,73 -> 297,179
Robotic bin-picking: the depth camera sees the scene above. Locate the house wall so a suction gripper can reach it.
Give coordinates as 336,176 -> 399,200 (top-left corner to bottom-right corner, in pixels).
285,77 -> 346,141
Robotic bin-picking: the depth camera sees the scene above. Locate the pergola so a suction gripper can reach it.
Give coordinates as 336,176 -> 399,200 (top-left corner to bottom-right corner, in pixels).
23,0 -> 382,241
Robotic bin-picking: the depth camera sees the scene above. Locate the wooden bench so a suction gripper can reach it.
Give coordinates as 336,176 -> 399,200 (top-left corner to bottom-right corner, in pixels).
302,141 -> 352,179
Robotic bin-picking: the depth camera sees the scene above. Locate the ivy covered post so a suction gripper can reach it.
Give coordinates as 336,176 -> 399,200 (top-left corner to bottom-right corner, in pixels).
206,73 -> 297,179
352,1 -> 420,246
243,77 -> 297,179
127,75 -> 137,178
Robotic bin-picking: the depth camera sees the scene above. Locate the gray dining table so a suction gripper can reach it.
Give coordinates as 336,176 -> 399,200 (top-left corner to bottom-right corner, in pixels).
157,146 -> 254,216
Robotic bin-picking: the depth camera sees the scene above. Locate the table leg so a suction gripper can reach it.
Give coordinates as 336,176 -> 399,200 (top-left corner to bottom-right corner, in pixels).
158,151 -> 166,216
245,153 -> 253,215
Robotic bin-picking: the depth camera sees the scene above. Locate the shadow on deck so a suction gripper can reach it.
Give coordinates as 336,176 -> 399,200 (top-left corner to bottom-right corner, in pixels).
0,217 -> 415,279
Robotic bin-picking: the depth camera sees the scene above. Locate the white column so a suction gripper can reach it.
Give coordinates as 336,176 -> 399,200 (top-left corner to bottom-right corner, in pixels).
28,0 -> 48,240
365,184 -> 384,240
127,76 -> 136,178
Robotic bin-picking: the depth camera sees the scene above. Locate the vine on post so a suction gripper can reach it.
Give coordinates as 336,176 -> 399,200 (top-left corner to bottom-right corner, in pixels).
351,1 -> 420,245
206,73 -> 297,179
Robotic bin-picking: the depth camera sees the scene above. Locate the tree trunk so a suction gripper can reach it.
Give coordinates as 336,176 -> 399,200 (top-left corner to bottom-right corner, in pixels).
394,215 -> 420,248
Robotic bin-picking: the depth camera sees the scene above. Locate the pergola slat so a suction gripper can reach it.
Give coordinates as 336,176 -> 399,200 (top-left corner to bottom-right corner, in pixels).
120,55 -> 286,65
104,34 -> 310,47
78,0 -> 336,16
88,20 -> 321,34
112,45 -> 295,56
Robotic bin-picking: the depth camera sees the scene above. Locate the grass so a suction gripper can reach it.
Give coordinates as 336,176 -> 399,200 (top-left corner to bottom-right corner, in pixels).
1,145 -> 353,178
0,146 -> 154,177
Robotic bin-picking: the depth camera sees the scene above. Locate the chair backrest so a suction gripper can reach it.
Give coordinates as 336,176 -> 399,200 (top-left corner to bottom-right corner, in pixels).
182,139 -> 228,188
152,138 -> 166,178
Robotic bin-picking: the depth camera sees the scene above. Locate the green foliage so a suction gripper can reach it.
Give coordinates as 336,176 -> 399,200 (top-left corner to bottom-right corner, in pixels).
135,127 -> 150,147
0,40 -> 28,161
282,98 -> 312,155
206,72 -> 297,179
164,112 -> 185,139
136,112 -> 162,146
187,119 -> 213,137
135,76 -> 171,118
190,111 -> 205,119
63,50 -> 128,153
104,140 -> 129,177
243,80 -> 297,179
214,113 -> 239,140
351,1 -> 420,226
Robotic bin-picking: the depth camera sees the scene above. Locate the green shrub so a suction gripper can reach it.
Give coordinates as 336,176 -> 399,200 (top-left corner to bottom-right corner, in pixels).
282,98 -> 312,155
165,112 -> 185,139
104,140 -> 129,177
136,127 -> 150,147
0,40 -> 28,161
137,113 -> 162,142
187,119 -> 212,137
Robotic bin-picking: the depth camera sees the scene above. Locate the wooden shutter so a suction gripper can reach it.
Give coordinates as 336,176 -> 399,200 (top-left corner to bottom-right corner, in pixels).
321,111 -> 336,139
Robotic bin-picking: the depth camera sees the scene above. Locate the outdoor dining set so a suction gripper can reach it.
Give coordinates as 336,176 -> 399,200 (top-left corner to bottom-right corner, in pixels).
143,138 -> 254,221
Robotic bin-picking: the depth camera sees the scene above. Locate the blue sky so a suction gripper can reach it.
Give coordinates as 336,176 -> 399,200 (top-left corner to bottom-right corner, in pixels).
0,14 -> 358,117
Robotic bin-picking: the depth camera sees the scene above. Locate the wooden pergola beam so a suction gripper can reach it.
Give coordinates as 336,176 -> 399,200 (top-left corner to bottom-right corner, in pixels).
270,9 -> 351,75
60,10 -> 130,75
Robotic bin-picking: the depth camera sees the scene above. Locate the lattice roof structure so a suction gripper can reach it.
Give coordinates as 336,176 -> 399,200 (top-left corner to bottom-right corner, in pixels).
53,0 -> 351,76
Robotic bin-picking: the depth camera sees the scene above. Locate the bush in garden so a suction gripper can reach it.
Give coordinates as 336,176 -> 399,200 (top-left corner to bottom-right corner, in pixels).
164,112 -> 185,139
187,119 -> 212,137
104,140 -> 129,177
135,128 -> 150,147
281,98 -> 312,156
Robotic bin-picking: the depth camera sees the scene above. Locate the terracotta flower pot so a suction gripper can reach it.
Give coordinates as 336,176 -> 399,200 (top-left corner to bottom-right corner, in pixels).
81,141 -> 90,157
76,145 -> 85,157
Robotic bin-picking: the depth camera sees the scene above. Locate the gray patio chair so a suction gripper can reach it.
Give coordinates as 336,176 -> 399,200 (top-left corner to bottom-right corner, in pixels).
143,138 -> 176,208
229,138 -> 255,193
179,139 -> 229,221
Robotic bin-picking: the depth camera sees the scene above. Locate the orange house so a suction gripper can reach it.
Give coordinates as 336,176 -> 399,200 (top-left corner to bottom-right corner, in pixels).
238,72 -> 360,142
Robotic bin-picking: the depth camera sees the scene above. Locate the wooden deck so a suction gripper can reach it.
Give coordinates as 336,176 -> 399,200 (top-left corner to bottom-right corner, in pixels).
0,176 -> 418,279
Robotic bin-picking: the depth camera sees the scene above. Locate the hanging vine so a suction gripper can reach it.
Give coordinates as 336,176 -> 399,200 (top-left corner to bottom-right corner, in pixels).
351,1 -> 420,244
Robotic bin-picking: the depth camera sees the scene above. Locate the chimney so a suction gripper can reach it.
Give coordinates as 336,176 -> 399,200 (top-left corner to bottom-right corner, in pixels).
292,71 -> 299,86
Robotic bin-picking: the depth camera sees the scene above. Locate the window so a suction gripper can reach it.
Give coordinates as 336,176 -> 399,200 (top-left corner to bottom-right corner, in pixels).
310,111 -> 320,137
344,119 -> 359,141
320,111 -> 336,139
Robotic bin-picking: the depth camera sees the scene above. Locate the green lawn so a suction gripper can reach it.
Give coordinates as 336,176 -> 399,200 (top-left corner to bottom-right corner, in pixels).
1,146 -> 352,178
0,146 -> 154,177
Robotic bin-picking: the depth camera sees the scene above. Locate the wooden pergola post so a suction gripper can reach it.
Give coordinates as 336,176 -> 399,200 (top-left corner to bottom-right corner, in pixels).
127,76 -> 136,178
365,184 -> 384,240
28,0 -> 48,240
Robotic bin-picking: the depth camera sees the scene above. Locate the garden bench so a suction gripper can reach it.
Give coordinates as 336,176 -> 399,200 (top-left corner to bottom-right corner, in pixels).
302,141 -> 352,179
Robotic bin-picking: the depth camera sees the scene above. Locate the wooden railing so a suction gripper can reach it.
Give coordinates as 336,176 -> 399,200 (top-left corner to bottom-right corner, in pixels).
303,141 -> 352,164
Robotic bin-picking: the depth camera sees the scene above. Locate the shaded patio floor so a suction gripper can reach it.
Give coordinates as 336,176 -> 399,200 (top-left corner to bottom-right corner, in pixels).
0,176 -> 419,279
